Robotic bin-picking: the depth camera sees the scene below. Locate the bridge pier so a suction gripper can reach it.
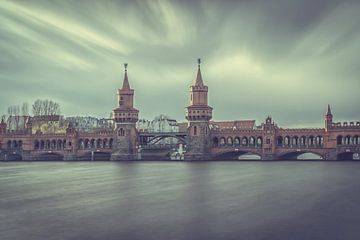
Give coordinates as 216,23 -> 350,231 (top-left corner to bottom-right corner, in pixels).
22,151 -> 34,161
261,154 -> 277,161
184,153 -> 212,161
110,152 -> 137,161
64,153 -> 77,161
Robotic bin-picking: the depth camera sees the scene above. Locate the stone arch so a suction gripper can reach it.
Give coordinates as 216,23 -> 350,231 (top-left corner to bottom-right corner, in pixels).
40,140 -> 45,150
249,137 -> 255,147
292,136 -> 299,147
213,137 -> 219,147
227,137 -> 233,146
78,139 -> 84,149
90,139 -> 95,148
337,151 -> 359,160
7,140 -> 11,149
96,139 -> 102,148
344,135 -> 352,145
315,135 -> 323,147
56,139 -> 62,149
278,150 -> 324,160
241,137 -> 248,146
354,135 -> 359,145
34,140 -> 40,150
213,150 -> 262,160
109,138 -> 114,148
277,136 -> 283,146
337,135 -> 343,146
308,136 -> 315,147
284,136 -> 291,147
219,137 -> 226,147
234,137 -> 240,146
63,139 -> 66,149
51,139 -> 56,149
84,139 -> 90,149
257,137 -> 263,147
45,140 -> 51,149
300,136 -> 306,146
12,140 -> 18,149
103,138 -> 108,148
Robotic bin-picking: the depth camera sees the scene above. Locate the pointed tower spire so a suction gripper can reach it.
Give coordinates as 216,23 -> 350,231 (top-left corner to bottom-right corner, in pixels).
326,104 -> 332,115
195,58 -> 204,87
122,63 -> 131,90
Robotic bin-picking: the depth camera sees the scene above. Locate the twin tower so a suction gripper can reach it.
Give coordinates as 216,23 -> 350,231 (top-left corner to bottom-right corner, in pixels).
111,60 -> 212,160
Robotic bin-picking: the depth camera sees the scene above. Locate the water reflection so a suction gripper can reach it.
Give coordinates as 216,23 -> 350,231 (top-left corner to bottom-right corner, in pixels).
1,162 -> 360,240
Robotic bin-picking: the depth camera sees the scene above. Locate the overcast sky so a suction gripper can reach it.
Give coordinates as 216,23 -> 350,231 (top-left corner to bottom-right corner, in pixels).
0,0 -> 359,127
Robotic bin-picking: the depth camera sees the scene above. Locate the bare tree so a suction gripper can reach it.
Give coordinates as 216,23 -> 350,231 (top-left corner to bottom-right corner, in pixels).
32,99 -> 61,116
21,102 -> 29,116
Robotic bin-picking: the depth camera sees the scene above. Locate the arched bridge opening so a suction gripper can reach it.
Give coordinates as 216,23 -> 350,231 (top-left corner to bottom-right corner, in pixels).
278,151 -> 323,160
213,151 -> 262,161
78,151 -> 111,161
4,153 -> 23,161
337,152 -> 360,160
37,153 -> 64,161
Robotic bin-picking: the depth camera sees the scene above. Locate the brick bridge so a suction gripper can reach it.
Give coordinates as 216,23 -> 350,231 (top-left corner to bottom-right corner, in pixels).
1,61 -> 359,161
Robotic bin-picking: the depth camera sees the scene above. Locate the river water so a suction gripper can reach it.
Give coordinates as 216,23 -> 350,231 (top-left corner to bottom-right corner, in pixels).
1,161 -> 360,240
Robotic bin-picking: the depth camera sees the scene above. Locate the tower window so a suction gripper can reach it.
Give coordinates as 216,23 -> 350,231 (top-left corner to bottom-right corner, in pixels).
193,126 -> 197,135
118,128 -> 125,136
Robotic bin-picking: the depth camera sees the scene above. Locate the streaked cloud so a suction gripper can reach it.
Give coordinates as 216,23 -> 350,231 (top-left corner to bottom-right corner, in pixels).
0,0 -> 359,127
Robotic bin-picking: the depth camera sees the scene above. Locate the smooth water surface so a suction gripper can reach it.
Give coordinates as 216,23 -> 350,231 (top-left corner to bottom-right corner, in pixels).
1,161 -> 360,240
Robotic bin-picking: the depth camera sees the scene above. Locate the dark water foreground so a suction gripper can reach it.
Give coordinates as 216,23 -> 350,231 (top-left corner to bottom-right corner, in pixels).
1,161 -> 360,240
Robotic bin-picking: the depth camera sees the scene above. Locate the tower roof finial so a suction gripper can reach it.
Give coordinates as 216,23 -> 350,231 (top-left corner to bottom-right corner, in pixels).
327,104 -> 332,115
122,63 -> 130,90
195,58 -> 204,86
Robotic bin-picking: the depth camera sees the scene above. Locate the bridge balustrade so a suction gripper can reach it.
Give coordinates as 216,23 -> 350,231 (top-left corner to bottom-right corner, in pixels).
77,138 -> 113,150
337,135 -> 360,146
214,136 -> 263,148
276,135 -> 324,148
33,139 -> 67,151
6,140 -> 23,150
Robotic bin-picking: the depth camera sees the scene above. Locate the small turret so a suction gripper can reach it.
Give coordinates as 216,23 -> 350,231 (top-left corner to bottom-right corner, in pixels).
25,116 -> 32,133
0,117 -> 7,135
325,104 -> 333,131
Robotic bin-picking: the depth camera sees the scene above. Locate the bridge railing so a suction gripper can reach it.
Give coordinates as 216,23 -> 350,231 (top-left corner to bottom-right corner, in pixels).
214,144 -> 262,149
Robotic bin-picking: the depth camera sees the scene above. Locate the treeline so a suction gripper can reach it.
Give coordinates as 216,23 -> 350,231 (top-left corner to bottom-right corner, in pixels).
4,99 -> 61,117
32,99 -> 61,116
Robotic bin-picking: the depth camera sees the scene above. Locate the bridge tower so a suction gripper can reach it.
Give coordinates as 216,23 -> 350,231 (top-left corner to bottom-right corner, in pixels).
262,116 -> 277,160
111,63 -> 139,161
184,59 -> 213,160
325,104 -> 333,131
0,117 -> 6,156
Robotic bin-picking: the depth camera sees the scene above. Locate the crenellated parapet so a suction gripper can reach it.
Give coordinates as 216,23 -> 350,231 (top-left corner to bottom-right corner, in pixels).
331,121 -> 360,129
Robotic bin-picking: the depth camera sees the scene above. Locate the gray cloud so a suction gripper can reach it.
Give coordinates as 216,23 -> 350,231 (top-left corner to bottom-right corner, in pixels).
0,0 -> 359,127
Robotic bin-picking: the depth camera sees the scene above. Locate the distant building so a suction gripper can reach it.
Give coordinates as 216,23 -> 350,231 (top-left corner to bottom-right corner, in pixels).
137,115 -> 179,144
66,116 -> 113,132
